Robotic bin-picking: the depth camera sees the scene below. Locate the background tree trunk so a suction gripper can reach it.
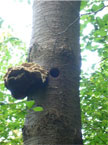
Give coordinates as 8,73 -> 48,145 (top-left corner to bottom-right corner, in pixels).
23,1 -> 83,144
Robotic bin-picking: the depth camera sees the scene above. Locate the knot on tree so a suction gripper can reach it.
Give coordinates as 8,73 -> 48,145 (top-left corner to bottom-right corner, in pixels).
4,62 -> 48,99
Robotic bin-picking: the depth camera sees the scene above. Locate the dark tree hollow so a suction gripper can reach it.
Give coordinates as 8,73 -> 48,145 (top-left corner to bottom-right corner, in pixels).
50,68 -> 60,78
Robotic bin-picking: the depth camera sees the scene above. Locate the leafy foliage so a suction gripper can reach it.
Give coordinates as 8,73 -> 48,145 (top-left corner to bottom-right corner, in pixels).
0,17 -> 27,144
0,0 -> 108,144
80,1 -> 108,144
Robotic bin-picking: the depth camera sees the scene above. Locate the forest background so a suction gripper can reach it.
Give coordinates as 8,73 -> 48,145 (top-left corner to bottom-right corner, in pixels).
0,0 -> 108,144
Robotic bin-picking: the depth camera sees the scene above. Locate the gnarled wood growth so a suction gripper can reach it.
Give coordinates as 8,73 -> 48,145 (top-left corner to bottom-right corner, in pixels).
4,63 -> 48,99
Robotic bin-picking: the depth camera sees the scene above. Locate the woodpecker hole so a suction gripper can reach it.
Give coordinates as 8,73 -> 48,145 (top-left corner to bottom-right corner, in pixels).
50,68 -> 60,78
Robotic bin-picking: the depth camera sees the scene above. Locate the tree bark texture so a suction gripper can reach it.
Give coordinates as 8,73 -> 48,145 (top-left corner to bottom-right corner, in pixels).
23,1 -> 83,145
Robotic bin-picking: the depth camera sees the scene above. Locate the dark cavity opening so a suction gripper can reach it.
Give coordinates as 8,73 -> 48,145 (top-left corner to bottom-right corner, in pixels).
50,68 -> 60,78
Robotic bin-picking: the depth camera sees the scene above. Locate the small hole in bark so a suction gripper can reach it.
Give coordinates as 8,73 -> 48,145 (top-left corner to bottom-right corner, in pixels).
50,68 -> 59,78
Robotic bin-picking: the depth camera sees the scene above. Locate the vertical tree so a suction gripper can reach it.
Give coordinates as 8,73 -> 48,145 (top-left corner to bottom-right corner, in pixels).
23,1 -> 82,144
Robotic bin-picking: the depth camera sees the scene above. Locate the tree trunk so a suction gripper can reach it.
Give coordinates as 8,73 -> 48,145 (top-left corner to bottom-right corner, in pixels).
23,1 -> 83,144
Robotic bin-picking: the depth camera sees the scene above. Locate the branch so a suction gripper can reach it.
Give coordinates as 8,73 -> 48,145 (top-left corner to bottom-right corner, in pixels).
81,5 -> 108,16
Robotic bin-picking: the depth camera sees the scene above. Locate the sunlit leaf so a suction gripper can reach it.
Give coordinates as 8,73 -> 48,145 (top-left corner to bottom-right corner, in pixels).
33,106 -> 43,112
26,100 -> 35,109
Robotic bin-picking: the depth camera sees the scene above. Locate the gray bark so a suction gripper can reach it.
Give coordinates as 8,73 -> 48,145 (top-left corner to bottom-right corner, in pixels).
23,1 -> 83,144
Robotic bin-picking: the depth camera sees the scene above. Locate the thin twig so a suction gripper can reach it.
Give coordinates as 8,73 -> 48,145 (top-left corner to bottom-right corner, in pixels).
81,5 -> 108,16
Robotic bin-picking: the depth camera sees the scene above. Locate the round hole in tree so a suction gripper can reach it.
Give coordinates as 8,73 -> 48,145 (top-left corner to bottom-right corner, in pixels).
50,68 -> 60,78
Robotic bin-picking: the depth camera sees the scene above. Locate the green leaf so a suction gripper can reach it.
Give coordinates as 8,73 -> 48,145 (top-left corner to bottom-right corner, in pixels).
26,100 -> 35,109
33,106 -> 43,112
80,1 -> 88,10
103,14 -> 108,24
92,3 -> 104,12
